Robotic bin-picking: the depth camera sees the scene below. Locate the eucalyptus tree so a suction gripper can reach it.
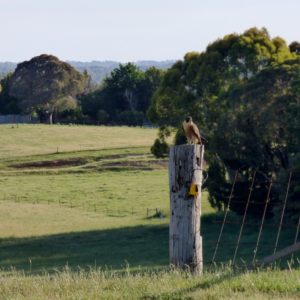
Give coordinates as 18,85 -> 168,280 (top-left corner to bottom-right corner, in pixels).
80,63 -> 163,124
148,27 -> 299,216
9,54 -> 90,123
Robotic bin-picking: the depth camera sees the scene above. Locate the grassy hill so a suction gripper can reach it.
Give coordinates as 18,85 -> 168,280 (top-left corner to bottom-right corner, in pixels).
0,124 -> 299,299
0,124 -> 158,158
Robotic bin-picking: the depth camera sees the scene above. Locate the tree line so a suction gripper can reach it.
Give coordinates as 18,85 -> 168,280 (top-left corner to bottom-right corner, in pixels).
79,63 -> 164,126
0,55 -> 164,126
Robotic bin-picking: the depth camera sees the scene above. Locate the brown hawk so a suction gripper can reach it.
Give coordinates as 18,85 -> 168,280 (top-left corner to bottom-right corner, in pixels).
182,116 -> 202,144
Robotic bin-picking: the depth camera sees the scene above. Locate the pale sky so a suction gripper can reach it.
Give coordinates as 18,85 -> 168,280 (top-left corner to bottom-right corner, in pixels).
0,0 -> 299,62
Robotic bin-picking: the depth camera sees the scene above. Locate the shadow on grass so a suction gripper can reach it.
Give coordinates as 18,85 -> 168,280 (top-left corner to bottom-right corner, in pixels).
142,271 -> 237,300
1,213 -> 298,274
0,225 -> 169,273
201,212 -> 299,267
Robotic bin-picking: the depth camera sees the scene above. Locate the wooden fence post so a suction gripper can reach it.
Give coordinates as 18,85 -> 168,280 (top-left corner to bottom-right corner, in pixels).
169,144 -> 204,274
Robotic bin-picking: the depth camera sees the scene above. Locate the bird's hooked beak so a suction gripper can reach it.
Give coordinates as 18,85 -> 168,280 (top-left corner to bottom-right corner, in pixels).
185,116 -> 192,122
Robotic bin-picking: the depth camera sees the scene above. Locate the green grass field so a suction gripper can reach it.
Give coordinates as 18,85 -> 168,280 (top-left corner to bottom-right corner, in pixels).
0,124 -> 299,299
0,124 -> 158,158
1,268 -> 300,300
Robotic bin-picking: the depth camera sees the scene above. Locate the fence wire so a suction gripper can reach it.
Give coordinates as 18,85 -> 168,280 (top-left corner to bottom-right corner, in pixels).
206,170 -> 298,267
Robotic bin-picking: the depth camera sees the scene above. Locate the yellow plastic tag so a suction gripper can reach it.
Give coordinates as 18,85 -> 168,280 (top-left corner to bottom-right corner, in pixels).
188,183 -> 198,196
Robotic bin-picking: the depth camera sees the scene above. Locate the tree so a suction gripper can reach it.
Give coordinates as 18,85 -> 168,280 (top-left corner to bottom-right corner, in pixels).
149,28 -> 294,132
8,54 -> 91,124
0,73 -> 22,114
289,41 -> 300,55
80,63 -> 163,125
138,67 -> 164,113
148,27 -> 299,217
49,96 -> 78,124
208,61 -> 300,215
150,126 -> 171,158
104,63 -> 144,113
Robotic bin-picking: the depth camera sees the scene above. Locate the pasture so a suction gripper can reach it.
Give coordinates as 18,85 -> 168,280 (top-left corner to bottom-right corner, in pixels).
0,124 -> 299,299
0,124 -> 158,158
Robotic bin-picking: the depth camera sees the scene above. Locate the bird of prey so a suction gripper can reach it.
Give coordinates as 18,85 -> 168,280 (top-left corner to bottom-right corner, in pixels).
182,116 -> 202,144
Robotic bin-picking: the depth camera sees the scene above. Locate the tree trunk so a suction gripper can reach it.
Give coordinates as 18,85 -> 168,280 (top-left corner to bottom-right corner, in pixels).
169,144 -> 204,274
124,88 -> 136,111
49,112 -> 53,125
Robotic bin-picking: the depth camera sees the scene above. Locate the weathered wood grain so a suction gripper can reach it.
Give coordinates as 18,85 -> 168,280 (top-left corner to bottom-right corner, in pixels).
169,144 -> 204,274
258,242 -> 300,266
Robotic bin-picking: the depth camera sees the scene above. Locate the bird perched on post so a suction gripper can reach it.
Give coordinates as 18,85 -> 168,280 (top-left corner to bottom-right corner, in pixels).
182,116 -> 203,144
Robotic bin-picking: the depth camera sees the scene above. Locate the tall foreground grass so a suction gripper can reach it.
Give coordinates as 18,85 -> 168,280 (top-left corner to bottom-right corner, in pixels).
1,267 -> 300,299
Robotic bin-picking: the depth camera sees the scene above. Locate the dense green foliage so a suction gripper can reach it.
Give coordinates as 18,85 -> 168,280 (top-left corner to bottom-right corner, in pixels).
0,73 -> 21,114
150,126 -> 171,158
0,60 -> 175,85
6,54 -> 91,124
0,57 -> 163,126
80,63 -> 163,125
0,55 -> 163,126
208,60 -> 300,217
149,28 -> 295,128
148,27 -> 300,218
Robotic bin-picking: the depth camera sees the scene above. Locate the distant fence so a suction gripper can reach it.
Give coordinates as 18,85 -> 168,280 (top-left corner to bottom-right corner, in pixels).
0,114 -> 34,124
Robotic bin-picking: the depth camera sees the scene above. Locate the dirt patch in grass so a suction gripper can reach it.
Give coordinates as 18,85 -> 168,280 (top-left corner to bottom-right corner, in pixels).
101,160 -> 167,170
11,158 -> 88,169
94,153 -> 147,161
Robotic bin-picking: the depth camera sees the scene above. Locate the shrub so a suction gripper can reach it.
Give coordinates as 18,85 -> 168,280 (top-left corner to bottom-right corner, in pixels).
151,138 -> 169,158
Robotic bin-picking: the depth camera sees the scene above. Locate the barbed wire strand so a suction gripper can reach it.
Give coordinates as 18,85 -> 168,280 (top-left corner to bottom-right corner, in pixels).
206,240 -> 277,246
273,172 -> 292,254
233,170 -> 257,264
294,218 -> 300,245
252,179 -> 272,263
291,217 -> 300,261
212,170 -> 238,263
210,219 -> 299,229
